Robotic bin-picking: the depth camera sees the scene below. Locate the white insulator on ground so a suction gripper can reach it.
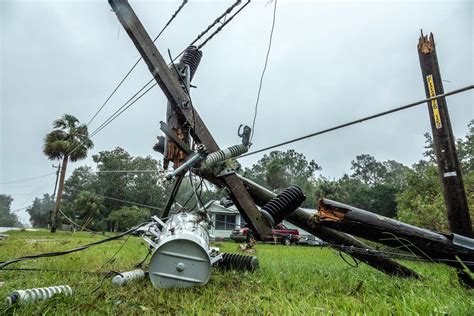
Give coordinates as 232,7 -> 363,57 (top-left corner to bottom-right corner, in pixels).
202,144 -> 248,168
112,269 -> 146,287
5,285 -> 73,306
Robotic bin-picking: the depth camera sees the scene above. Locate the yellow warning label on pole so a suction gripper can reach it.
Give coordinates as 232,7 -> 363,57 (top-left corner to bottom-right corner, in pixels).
426,74 -> 442,129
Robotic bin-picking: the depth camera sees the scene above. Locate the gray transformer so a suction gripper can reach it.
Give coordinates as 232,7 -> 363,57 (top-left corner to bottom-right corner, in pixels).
147,212 -> 216,288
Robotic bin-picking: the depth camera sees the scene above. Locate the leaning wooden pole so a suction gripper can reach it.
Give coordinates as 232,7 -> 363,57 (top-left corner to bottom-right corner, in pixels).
237,175 -> 421,279
51,156 -> 68,233
417,31 -> 472,238
109,0 -> 272,240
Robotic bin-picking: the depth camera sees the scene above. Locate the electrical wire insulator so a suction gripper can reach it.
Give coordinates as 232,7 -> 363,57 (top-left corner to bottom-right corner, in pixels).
260,185 -> 306,226
5,285 -> 73,306
179,46 -> 202,80
218,253 -> 259,271
201,144 -> 248,168
112,269 -> 146,287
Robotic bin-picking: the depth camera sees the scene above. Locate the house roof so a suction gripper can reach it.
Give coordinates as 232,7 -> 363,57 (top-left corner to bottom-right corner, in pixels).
204,200 -> 239,214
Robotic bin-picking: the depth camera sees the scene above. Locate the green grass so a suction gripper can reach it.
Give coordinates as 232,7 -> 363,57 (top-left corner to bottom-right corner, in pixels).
0,230 -> 472,315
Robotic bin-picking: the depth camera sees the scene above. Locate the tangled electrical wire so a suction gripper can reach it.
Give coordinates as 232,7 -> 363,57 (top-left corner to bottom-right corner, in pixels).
0,222 -> 150,270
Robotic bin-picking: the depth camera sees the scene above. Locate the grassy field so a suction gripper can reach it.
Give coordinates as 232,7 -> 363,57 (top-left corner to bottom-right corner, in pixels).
0,230 -> 472,315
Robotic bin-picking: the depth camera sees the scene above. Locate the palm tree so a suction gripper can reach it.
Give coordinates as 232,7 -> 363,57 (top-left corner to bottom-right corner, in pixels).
73,192 -> 106,230
43,114 -> 94,232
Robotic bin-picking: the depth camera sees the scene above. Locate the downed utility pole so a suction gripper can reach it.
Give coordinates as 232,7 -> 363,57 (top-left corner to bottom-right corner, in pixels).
236,175 -> 420,278
109,0 -> 272,240
315,199 -> 474,270
418,31 -> 472,238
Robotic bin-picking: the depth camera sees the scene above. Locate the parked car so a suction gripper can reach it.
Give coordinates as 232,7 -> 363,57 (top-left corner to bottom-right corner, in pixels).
230,223 -> 299,245
297,235 -> 324,246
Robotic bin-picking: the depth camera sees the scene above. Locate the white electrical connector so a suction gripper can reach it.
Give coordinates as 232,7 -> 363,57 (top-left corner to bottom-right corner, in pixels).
111,269 -> 146,287
5,285 -> 73,306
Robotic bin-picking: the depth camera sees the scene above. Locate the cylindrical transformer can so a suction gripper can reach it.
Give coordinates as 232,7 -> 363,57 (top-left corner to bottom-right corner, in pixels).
149,212 -> 212,288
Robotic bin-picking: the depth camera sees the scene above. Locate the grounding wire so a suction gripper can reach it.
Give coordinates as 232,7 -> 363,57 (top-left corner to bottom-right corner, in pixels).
249,0 -> 277,144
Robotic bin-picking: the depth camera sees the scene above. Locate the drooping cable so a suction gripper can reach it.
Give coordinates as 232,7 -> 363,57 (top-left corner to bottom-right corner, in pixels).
250,0 -> 277,144
0,222 -> 149,270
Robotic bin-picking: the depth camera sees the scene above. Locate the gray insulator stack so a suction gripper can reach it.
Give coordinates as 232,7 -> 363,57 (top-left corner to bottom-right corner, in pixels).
180,46 -> 202,80
112,269 -> 146,287
202,144 -> 248,168
260,185 -> 306,227
218,253 -> 259,272
5,285 -> 73,306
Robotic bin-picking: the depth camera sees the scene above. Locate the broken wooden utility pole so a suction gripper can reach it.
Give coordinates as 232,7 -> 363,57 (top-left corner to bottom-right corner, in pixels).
418,31 -> 472,238
315,199 -> 474,271
109,0 -> 272,240
237,175 -> 421,279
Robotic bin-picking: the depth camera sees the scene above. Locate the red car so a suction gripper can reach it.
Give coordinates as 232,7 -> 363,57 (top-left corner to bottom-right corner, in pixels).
230,223 -> 299,245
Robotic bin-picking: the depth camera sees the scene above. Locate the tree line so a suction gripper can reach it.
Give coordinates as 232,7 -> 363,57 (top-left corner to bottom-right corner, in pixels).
2,114 -> 471,233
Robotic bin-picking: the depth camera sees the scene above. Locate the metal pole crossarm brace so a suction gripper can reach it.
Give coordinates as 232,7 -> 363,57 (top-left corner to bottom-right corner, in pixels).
109,0 -> 273,239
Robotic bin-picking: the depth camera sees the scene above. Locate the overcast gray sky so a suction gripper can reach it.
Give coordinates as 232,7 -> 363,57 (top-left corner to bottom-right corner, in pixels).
1,0 -> 473,225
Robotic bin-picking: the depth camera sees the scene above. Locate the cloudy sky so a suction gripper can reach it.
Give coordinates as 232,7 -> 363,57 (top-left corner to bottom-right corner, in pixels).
1,0 -> 472,224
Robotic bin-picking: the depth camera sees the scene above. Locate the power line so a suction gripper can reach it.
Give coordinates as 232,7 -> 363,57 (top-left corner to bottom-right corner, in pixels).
171,0 -> 245,62
240,85 -> 474,158
87,0 -> 243,137
66,79 -> 156,158
250,0 -> 278,144
74,0 -> 251,148
66,1 -> 190,156
196,0 -> 251,50
326,242 -> 474,265
89,80 -> 157,138
86,0 -> 189,127
69,188 -> 163,211
0,172 -> 55,185
0,222 -> 149,270
93,169 -> 162,174
10,206 -> 29,213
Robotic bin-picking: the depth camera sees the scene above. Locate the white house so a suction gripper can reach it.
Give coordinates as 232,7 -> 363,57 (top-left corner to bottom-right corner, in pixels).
204,200 -> 321,244
204,200 -> 244,239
